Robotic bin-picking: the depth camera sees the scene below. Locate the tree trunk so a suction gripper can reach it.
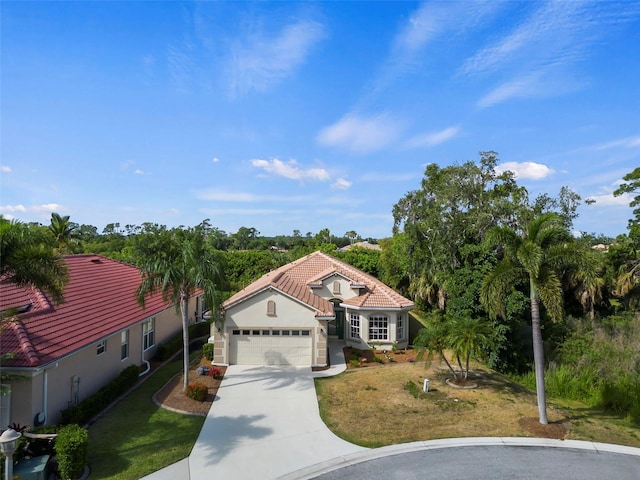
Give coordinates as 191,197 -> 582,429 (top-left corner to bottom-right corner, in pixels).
530,289 -> 548,424
440,352 -> 458,379
180,296 -> 190,391
465,353 -> 470,380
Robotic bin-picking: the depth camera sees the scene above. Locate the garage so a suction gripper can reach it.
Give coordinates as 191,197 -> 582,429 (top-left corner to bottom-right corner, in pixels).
229,329 -> 312,365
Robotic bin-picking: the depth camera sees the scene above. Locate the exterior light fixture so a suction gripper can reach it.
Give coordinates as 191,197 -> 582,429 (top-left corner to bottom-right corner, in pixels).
0,428 -> 22,480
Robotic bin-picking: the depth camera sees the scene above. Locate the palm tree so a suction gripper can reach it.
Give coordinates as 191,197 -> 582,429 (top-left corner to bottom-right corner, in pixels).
1,217 -> 68,304
481,213 -> 580,424
447,316 -> 493,380
48,212 -> 79,253
135,225 -> 223,391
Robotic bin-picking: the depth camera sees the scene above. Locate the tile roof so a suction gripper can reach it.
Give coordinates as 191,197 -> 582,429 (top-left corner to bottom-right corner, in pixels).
222,251 -> 413,316
0,254 -> 172,368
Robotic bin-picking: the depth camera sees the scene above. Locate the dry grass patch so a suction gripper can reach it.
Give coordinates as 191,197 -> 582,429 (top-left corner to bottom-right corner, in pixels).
315,361 -> 640,448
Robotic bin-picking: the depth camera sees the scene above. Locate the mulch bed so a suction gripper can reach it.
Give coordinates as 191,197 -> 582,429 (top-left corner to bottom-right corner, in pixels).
154,358 -> 226,416
343,346 -> 420,368
518,417 -> 568,439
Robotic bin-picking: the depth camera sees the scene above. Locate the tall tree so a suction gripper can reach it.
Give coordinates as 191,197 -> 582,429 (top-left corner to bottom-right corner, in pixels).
48,212 -> 80,253
392,152 -> 528,308
1,217 -> 68,304
135,223 -> 224,390
481,213 -> 583,424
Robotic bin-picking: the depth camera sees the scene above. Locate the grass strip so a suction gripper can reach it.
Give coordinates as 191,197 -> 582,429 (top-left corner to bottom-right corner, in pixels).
87,355 -> 205,479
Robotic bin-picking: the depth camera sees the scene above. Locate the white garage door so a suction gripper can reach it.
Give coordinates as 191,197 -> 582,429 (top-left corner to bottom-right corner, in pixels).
229,329 -> 312,365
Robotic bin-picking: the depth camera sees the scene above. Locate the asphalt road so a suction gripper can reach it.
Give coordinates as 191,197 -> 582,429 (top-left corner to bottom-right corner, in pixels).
311,445 -> 640,480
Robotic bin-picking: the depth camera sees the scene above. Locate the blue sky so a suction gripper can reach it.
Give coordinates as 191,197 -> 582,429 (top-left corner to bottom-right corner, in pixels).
1,1 -> 639,240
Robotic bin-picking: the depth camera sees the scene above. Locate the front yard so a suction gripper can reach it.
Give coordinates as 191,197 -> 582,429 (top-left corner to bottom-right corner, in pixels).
315,360 -> 640,448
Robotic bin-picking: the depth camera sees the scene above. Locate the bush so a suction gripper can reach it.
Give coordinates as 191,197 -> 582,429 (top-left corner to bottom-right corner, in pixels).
190,321 -> 211,338
185,382 -> 208,402
60,365 -> 140,425
202,342 -> 214,361
207,366 -> 222,379
56,424 -> 88,479
154,321 -> 212,361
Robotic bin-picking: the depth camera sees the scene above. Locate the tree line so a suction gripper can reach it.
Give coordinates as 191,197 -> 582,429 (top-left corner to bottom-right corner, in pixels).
2,152 -> 639,425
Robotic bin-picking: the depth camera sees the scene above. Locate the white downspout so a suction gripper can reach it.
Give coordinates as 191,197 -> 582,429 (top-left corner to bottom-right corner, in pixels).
41,362 -> 58,426
139,326 -> 151,377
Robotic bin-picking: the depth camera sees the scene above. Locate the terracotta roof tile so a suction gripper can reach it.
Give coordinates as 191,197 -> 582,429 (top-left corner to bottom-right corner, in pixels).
222,251 -> 413,315
0,254 -> 173,368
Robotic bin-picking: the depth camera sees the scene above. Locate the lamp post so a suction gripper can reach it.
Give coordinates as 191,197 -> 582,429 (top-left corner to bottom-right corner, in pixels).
0,428 -> 21,480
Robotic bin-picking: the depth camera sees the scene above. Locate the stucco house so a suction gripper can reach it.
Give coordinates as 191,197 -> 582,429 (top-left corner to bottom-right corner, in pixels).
210,251 -> 414,367
0,254 -> 205,427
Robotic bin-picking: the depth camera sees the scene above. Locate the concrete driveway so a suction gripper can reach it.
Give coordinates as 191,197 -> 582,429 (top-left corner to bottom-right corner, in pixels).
187,365 -> 366,479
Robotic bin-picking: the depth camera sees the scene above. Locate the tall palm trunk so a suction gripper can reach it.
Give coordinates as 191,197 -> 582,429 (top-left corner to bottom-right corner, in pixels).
530,283 -> 548,425
180,295 -> 190,391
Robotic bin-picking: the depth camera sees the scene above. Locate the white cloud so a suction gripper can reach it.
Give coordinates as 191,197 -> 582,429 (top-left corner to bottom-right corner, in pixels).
405,126 -> 460,148
251,158 -> 330,182
0,204 -> 62,214
477,73 -> 542,108
212,157 -> 220,163
227,19 -> 326,98
589,135 -> 640,151
316,113 -> 402,154
495,161 -> 554,180
196,189 -> 313,203
331,178 -> 352,190
586,192 -> 632,207
134,169 -> 145,175
1,166 -> 11,173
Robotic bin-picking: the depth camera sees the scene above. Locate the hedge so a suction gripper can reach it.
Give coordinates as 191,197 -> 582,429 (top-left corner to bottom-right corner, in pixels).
56,424 -> 88,479
60,365 -> 140,425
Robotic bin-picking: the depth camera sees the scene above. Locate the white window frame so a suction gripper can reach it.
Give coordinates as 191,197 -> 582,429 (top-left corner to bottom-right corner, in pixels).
143,318 -> 155,351
396,314 -> 405,341
368,315 -> 389,341
350,313 -> 360,339
121,330 -> 129,360
332,281 -> 341,295
97,340 -> 106,356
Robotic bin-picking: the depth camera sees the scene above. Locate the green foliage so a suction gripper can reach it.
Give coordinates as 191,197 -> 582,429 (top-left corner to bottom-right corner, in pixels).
202,342 -> 214,361
185,382 -> 208,402
221,250 -> 282,291
154,322 -> 213,361
334,246 -> 380,277
56,424 -> 89,479
60,365 -> 140,425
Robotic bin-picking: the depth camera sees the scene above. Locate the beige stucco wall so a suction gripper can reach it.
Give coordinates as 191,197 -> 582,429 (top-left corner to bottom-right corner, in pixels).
216,288 -> 327,366
5,304 -> 185,427
314,274 -> 360,301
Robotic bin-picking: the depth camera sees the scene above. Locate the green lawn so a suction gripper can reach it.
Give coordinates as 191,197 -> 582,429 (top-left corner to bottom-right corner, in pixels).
87,355 -> 204,480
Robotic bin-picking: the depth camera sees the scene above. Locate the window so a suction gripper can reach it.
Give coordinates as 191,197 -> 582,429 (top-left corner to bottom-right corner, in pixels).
301,330 -> 310,336
332,281 -> 341,295
368,315 -> 389,341
267,300 -> 276,316
262,330 -> 270,336
97,340 -> 106,356
121,330 -> 129,360
350,313 -> 360,339
0,385 -> 10,429
282,330 -> 290,336
143,318 -> 155,350
232,329 -> 240,335
396,314 -> 405,340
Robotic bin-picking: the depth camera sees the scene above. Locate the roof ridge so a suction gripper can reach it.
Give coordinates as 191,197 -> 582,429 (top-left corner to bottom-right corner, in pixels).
10,319 -> 39,366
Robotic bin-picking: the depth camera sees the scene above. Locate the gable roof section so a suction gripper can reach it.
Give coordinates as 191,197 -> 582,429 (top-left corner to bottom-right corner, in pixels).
0,254 -> 172,368
222,251 -> 413,314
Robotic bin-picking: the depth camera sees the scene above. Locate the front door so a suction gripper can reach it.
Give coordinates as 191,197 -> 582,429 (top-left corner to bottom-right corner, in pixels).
335,309 -> 345,339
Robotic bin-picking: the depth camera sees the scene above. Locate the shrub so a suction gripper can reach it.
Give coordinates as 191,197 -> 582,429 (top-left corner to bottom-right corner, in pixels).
190,321 -> 211,338
56,424 -> 88,479
60,365 -> 140,425
185,382 -> 208,402
207,366 -> 222,379
202,343 -> 214,361
349,358 -> 360,368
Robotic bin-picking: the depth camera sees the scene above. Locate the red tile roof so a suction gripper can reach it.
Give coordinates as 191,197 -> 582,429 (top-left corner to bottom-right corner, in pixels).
222,251 -> 414,316
0,254 -> 172,368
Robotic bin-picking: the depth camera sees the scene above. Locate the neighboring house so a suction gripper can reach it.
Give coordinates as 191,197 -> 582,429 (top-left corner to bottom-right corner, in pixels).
0,254 -> 205,427
211,251 -> 414,367
336,241 -> 381,252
